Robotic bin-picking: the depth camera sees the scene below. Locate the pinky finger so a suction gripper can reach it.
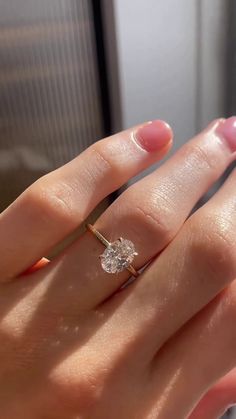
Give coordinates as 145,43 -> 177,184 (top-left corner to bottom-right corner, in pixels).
189,368 -> 236,419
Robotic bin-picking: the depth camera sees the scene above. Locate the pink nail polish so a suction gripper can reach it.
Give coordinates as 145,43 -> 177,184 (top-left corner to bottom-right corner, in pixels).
217,116 -> 236,152
135,120 -> 173,152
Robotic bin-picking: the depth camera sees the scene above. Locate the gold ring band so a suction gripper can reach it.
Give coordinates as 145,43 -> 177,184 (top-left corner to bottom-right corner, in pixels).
86,223 -> 139,278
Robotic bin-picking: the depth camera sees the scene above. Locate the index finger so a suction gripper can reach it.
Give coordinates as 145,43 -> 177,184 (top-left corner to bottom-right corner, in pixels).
0,120 -> 172,280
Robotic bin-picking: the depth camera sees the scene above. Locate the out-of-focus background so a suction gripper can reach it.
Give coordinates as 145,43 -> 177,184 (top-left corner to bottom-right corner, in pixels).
0,0 -> 235,416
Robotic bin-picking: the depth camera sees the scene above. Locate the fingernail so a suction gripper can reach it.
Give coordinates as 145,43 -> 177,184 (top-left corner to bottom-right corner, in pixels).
134,120 -> 173,152
217,116 -> 236,152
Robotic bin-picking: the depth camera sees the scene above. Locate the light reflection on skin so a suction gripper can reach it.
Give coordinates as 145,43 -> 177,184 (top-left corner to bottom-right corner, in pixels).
147,367 -> 183,419
0,257 -> 75,340
1,279 -> 49,339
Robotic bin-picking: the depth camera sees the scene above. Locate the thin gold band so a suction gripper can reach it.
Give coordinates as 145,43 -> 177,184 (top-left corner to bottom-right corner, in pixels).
86,223 -> 139,277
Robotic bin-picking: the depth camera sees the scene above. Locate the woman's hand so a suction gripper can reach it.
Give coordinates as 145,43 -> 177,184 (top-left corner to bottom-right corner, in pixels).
1,118 -> 236,418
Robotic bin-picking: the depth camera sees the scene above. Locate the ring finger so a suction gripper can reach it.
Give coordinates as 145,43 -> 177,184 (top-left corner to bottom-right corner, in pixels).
105,162 -> 236,363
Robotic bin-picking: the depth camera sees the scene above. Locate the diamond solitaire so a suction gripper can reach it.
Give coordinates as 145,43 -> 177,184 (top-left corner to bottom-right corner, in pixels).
86,224 -> 139,277
100,238 -> 138,274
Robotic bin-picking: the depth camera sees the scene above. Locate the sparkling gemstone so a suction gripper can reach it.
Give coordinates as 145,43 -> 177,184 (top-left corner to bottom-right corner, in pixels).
100,238 -> 138,274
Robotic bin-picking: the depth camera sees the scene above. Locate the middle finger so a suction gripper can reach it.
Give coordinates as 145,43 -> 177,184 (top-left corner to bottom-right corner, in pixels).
109,163 -> 236,361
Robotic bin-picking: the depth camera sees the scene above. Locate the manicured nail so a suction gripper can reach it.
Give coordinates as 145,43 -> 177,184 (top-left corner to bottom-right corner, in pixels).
134,120 -> 173,152
217,116 -> 236,152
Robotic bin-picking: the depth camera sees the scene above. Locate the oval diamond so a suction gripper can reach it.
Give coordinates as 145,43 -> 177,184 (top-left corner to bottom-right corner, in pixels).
100,238 -> 137,274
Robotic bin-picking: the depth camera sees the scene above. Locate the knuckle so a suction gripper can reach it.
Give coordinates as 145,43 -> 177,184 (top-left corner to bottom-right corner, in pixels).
189,213 -> 236,283
63,376 -> 101,412
52,361 -> 106,413
184,141 -> 218,172
23,177 -> 79,226
93,141 -> 123,179
135,205 -> 173,242
126,187 -> 175,243
75,370 -> 104,409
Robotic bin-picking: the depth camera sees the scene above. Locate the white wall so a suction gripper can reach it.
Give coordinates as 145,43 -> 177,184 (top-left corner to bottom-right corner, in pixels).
104,0 -> 227,154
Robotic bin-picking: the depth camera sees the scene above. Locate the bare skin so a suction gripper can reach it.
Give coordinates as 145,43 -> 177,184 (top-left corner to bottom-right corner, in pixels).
1,118 -> 236,418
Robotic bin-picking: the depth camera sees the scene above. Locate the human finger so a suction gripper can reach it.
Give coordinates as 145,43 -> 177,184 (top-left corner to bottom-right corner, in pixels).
189,368 -> 236,419
104,165 -> 236,362
0,120 -> 172,281
149,283 -> 236,418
